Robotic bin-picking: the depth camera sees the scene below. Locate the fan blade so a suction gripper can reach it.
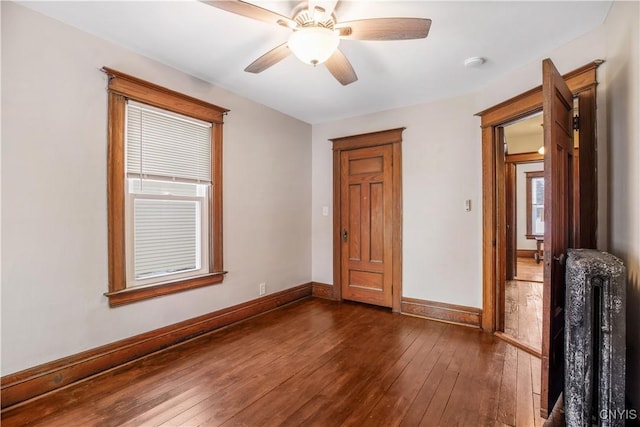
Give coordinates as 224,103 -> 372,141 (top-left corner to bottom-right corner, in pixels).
201,0 -> 296,28
336,18 -> 431,40
325,49 -> 357,86
244,43 -> 291,73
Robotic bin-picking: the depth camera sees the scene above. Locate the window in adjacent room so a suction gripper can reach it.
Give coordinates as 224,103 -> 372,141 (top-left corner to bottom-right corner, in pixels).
526,170 -> 544,238
103,68 -> 228,306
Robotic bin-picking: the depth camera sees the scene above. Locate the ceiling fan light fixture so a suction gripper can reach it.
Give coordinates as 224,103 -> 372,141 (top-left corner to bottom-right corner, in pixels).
288,26 -> 339,66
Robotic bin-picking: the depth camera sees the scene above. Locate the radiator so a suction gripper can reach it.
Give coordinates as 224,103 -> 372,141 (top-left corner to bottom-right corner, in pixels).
565,249 -> 626,427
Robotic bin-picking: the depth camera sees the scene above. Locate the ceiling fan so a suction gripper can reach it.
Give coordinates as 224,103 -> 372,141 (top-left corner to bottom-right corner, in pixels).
201,0 -> 432,85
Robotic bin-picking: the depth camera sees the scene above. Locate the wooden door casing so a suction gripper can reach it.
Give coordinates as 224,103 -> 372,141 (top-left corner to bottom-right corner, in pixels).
477,61 -> 601,418
340,145 -> 393,307
540,58 -> 574,416
478,60 -> 600,332
505,161 -> 517,282
332,128 -> 404,312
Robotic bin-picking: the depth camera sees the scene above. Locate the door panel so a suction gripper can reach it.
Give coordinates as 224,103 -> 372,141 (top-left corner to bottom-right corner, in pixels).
541,58 -> 574,417
348,185 -> 362,260
341,145 -> 393,307
370,182 -> 384,262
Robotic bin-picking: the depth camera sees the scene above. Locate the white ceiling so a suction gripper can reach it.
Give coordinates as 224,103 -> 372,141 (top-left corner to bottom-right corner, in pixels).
19,1 -> 612,124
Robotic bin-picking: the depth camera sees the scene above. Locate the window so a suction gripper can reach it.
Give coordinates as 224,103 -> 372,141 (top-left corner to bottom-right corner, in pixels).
104,68 -> 228,306
526,171 -> 544,239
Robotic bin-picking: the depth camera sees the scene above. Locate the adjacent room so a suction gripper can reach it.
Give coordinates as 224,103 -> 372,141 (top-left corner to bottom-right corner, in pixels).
2,1 -> 638,425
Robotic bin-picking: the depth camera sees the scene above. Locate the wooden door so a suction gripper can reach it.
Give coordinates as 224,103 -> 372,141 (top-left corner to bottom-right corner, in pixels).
540,58 -> 574,416
340,145 -> 393,307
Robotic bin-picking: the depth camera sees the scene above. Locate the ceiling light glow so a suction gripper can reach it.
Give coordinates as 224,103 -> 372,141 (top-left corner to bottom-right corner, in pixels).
288,27 -> 339,66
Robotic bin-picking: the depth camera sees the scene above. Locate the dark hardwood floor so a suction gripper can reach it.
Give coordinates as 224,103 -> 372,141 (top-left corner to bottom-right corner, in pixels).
1,298 -> 545,426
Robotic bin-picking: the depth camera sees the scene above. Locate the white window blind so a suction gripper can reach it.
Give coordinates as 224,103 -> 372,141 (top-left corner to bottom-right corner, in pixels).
134,199 -> 200,278
126,100 -> 212,183
125,100 -> 211,287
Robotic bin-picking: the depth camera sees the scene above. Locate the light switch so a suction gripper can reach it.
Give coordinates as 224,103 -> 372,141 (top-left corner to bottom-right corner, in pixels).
322,206 -> 329,216
465,199 -> 472,212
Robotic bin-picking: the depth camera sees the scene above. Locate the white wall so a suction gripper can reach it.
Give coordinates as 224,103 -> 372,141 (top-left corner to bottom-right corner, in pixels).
312,94 -> 483,308
312,19 -> 609,309
475,23 -> 610,251
603,0 -> 640,411
516,162 -> 544,251
1,2 -> 312,376
507,133 -> 544,155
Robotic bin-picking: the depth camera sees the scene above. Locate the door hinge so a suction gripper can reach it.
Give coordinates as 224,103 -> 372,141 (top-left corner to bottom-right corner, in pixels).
573,115 -> 580,131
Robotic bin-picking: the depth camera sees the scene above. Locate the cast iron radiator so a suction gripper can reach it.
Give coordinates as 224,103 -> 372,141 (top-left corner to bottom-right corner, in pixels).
565,249 -> 626,427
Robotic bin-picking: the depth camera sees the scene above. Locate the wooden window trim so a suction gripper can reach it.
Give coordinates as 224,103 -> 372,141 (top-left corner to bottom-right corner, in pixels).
525,171 -> 545,239
103,67 -> 229,307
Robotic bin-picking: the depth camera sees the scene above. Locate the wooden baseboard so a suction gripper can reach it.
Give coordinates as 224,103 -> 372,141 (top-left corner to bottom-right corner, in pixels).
517,249 -> 537,258
401,297 -> 482,328
311,282 -> 334,299
1,283 -> 312,409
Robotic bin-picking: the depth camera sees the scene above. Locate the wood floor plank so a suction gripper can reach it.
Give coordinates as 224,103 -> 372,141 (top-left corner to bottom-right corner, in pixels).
519,281 -> 542,350
505,281 -> 519,339
12,300 -> 333,427
163,306 -> 373,426
219,313 -> 389,426
282,363 -> 372,426
515,349 -> 535,427
531,355 -> 542,396
438,333 -> 484,425
1,298 -> 547,427
471,334 -> 508,423
284,314 -> 427,426
398,324 -> 468,426
497,343 -> 518,426
418,369 -> 459,426
534,392 -> 544,427
340,321 -> 447,427
504,279 -> 542,354
398,357 -> 449,427
506,257 -> 543,356
514,257 -> 543,282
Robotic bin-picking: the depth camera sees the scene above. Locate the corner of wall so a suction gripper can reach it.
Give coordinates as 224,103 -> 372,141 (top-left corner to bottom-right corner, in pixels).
602,0 -> 640,412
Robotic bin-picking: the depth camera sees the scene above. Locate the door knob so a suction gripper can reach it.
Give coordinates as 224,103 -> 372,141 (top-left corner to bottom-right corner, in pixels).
342,229 -> 348,242
553,253 -> 566,265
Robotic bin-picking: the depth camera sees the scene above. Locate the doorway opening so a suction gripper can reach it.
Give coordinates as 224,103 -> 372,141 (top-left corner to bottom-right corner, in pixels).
502,112 -> 545,355
477,60 -> 601,417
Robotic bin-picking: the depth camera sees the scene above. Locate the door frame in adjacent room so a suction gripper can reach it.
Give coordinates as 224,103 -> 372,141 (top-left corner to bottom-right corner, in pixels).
331,128 -> 404,312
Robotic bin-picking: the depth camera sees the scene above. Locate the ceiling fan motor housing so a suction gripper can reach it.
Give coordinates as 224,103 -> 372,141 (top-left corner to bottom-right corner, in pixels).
291,2 -> 336,29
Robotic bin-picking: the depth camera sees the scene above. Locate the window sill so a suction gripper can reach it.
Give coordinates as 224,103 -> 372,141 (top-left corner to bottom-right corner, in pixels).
105,272 -> 227,307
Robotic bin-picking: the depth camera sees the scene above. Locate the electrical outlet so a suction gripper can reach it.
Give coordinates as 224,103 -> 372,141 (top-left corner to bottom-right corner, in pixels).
259,282 -> 266,296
